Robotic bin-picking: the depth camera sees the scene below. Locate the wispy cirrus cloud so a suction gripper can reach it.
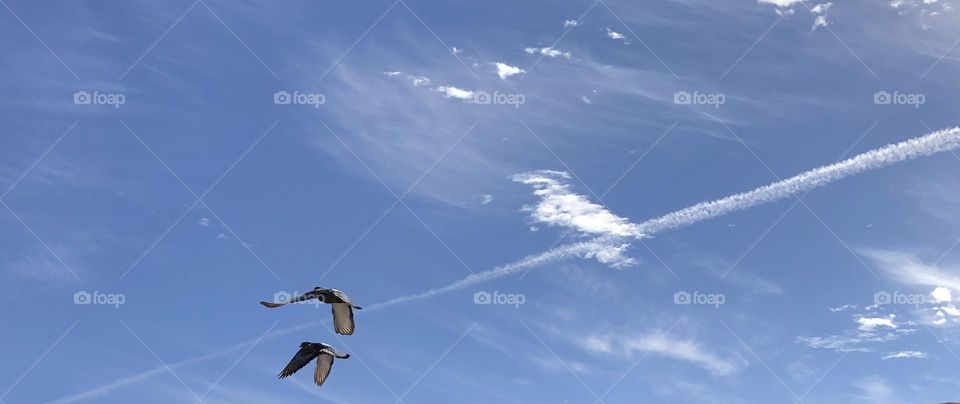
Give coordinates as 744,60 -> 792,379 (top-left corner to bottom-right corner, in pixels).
577,331 -> 746,376
860,249 -> 960,292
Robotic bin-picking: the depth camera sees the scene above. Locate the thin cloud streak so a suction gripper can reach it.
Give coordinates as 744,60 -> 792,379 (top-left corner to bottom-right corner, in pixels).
636,127 -> 960,235
366,237 -> 615,310
42,321 -> 319,404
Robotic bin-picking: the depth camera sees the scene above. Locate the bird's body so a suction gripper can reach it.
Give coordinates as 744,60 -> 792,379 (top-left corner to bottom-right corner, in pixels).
260,287 -> 363,335
279,342 -> 350,386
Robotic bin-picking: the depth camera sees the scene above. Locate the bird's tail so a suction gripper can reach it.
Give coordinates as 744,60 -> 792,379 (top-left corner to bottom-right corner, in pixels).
336,353 -> 350,359
260,301 -> 287,308
352,305 -> 363,310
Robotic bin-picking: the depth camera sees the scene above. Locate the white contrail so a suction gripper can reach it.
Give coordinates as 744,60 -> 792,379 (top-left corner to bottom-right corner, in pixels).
47,126 -> 960,404
43,321 -> 321,404
635,126 -> 960,235
364,237 -> 615,310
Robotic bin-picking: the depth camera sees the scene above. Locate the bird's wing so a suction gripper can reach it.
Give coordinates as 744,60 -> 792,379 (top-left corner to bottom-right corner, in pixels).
331,303 -> 355,335
331,289 -> 352,304
314,353 -> 335,386
279,345 -> 320,379
261,291 -> 316,308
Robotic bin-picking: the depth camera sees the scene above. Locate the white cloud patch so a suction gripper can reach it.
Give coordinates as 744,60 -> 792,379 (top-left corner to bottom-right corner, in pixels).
856,315 -> 897,331
383,71 -> 431,87
811,2 -> 833,13
758,0 -> 804,14
513,170 -> 641,238
198,217 -> 210,226
931,286 -> 953,303
830,304 -> 856,312
758,0 -> 804,6
810,2 -> 833,31
524,46 -> 571,59
435,86 -> 474,100
410,76 -> 431,86
881,350 -> 927,360
563,19 -> 578,28
606,28 -> 629,43
494,62 -> 525,79
889,0 -> 952,28
812,15 -> 829,30
480,194 -> 493,205
513,170 -> 641,268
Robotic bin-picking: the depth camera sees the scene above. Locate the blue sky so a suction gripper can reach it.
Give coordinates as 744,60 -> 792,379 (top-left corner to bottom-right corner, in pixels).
3,0 -> 960,403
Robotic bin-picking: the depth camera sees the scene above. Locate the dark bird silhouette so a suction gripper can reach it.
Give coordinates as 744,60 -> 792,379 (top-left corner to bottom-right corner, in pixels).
260,287 -> 363,335
279,342 -> 350,386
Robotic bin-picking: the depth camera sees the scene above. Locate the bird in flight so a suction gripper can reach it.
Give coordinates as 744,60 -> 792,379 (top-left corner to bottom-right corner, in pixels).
260,287 -> 363,335
279,342 -> 350,386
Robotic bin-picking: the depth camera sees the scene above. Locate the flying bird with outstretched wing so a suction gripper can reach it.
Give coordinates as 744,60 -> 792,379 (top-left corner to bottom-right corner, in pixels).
279,342 -> 350,386
260,287 -> 363,335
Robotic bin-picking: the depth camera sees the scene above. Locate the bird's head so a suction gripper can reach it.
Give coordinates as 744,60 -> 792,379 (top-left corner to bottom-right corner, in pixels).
313,286 -> 325,291
299,342 -> 313,348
